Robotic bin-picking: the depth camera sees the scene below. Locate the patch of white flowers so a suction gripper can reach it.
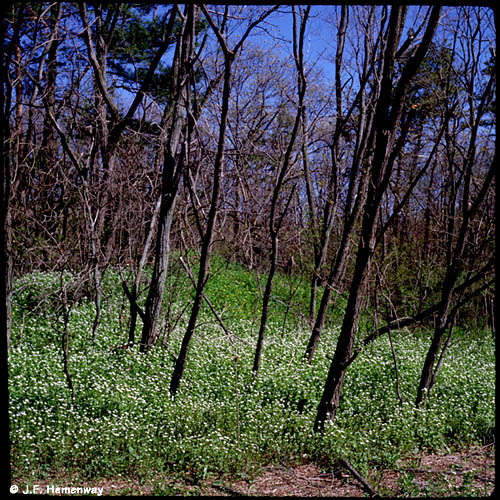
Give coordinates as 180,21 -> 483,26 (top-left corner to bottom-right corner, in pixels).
9,270 -> 495,480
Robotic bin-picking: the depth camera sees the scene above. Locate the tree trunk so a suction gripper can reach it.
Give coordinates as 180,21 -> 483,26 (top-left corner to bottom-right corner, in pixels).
416,51 -> 495,404
314,241 -> 372,432
304,6 -> 379,362
416,158 -> 495,406
169,47 -> 232,392
1,3 -> 23,354
140,5 -> 197,352
140,153 -> 183,351
1,4 -> 23,487
252,6 -> 309,376
170,5 -> 279,393
128,194 -> 161,344
305,7 -> 347,324
314,4 -> 441,431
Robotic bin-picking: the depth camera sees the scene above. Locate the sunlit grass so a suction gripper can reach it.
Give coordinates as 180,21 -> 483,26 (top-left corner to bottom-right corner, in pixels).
9,265 -> 495,486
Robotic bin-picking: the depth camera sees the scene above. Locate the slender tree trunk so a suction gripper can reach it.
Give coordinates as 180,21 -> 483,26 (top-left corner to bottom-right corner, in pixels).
416,56 -> 495,404
1,4 -> 23,488
304,134 -> 372,362
41,3 -> 61,160
140,5 -> 197,352
170,5 -> 279,393
140,152 -> 183,351
169,52 -> 233,393
253,237 -> 278,374
127,194 -> 161,344
1,3 -> 22,354
252,184 -> 296,375
305,6 -> 347,324
416,159 -> 495,406
304,195 -> 363,361
252,6 -> 309,376
304,6 -> 379,362
79,3 -> 179,342
79,3 -> 116,338
314,241 -> 372,432
1,80 -> 12,355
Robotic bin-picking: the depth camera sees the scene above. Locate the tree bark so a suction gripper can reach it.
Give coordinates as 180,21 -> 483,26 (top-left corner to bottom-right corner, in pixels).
1,3 -> 24,488
1,3 -> 24,353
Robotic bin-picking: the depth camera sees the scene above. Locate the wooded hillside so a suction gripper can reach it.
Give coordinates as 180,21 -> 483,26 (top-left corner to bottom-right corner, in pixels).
1,4 -> 495,492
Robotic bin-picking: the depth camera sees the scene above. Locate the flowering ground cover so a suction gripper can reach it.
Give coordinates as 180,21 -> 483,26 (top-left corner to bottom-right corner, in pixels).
9,265 -> 495,496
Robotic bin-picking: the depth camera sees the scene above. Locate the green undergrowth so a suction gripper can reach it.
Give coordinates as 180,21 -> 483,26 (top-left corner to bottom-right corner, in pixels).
9,261 -> 495,494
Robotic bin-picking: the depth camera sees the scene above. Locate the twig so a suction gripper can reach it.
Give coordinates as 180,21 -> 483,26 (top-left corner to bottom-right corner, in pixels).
179,257 -> 235,345
398,467 -> 495,483
465,443 -> 495,456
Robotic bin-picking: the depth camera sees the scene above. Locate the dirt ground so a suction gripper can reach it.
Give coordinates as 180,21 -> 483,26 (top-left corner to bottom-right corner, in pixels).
14,445 -> 494,496
212,446 -> 495,497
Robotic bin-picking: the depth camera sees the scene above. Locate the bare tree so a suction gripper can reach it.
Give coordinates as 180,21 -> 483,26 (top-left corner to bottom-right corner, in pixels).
169,5 -> 279,395
314,5 -> 441,432
252,5 -> 310,376
335,8 -> 495,401
140,4 -> 199,352
305,5 -> 384,362
304,6 -> 347,325
415,8 -> 496,404
76,3 -> 178,339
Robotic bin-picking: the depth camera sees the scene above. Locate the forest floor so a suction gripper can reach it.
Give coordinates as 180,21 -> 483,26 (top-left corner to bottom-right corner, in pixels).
17,445 -> 494,496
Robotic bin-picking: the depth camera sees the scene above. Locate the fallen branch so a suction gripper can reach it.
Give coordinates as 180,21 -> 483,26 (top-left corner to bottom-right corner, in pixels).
338,457 -> 380,497
209,481 -> 245,496
179,256 -> 236,346
121,280 -> 146,322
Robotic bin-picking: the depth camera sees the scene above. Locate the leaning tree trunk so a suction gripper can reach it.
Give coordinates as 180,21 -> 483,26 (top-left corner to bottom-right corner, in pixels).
314,239 -> 373,432
314,4 -> 441,432
415,158 -> 495,406
415,58 -> 495,405
304,5 -> 379,362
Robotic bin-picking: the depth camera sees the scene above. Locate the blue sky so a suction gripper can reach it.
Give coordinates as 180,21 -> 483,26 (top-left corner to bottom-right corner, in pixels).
248,5 -> 336,80
116,5 -> 495,116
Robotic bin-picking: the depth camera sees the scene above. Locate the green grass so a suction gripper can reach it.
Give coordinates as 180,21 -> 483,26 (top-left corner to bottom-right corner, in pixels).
8,261 -> 495,495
